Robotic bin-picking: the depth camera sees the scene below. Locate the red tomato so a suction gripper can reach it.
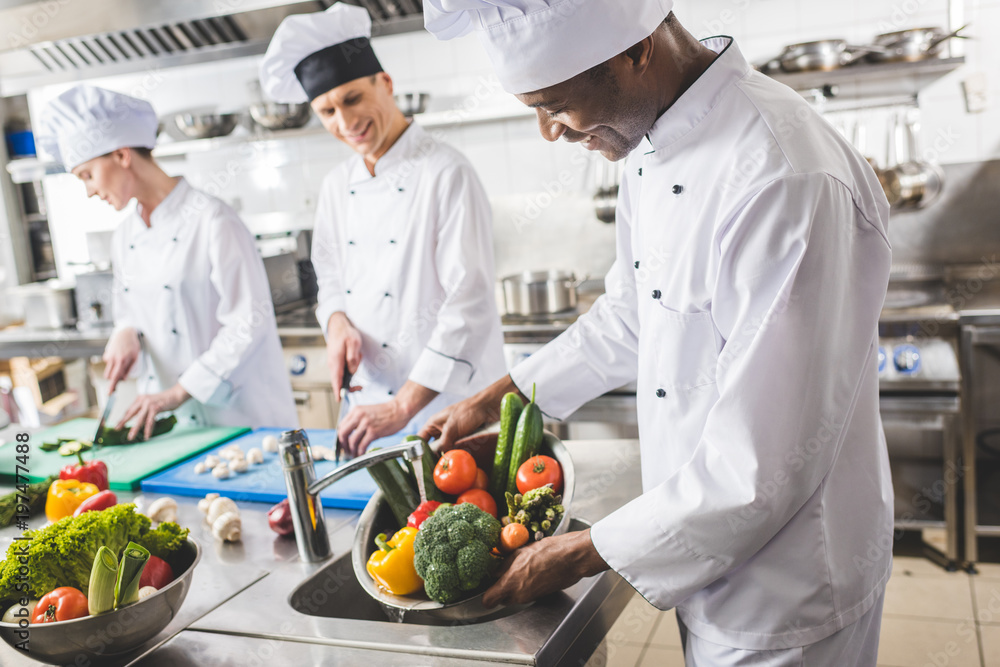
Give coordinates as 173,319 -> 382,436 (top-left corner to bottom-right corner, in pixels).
457,488 -> 498,518
31,587 -> 88,623
471,468 -> 488,490
433,450 -> 477,495
139,555 -> 175,590
516,455 -> 563,494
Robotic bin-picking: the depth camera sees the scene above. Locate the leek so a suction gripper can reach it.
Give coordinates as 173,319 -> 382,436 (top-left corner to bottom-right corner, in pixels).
114,541 -> 150,608
88,546 -> 118,614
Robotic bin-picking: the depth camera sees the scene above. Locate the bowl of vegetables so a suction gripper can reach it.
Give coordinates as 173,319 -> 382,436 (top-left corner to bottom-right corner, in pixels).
352,421 -> 575,623
0,504 -> 198,665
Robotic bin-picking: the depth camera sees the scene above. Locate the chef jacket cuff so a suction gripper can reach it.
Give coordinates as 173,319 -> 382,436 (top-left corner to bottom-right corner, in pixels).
409,347 -> 475,395
508,350 -> 593,421
316,298 -> 347,337
179,361 -> 234,407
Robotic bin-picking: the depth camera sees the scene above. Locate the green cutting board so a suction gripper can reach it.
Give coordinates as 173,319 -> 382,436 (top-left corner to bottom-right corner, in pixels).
0,418 -> 249,490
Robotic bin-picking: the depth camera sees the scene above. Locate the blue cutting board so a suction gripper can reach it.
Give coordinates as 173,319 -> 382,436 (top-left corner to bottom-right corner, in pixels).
140,427 -> 417,509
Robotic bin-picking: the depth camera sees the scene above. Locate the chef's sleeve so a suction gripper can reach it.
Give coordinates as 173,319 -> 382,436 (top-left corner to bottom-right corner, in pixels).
107,227 -> 145,379
507,168 -> 641,417
178,208 -> 274,406
406,162 -> 499,395
312,174 -> 346,336
589,172 -> 891,608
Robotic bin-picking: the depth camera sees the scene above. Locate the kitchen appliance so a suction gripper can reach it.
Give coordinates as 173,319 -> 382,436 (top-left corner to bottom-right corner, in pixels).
73,268 -> 114,331
777,39 -> 880,72
249,101 -> 311,130
9,280 -> 76,329
877,272 -> 963,569
351,430 -> 575,622
868,25 -> 969,64
501,270 -> 581,317
262,250 -> 303,309
394,92 -> 430,117
173,112 -> 239,139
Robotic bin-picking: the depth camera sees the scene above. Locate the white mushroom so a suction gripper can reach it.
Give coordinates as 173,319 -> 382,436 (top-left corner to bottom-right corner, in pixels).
231,459 -> 248,473
221,450 -> 244,462
194,462 -> 209,475
311,446 -> 331,461
205,455 -> 220,468
246,448 -> 264,465
146,497 -> 178,524
262,435 -> 279,453
212,511 -> 242,543
324,449 -> 340,462
207,496 -> 239,525
211,463 -> 231,479
138,586 -> 158,600
198,493 -> 220,514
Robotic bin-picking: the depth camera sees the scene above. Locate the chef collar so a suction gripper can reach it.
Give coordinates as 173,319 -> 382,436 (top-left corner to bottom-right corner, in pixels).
645,36 -> 750,152
138,177 -> 190,228
350,121 -> 435,182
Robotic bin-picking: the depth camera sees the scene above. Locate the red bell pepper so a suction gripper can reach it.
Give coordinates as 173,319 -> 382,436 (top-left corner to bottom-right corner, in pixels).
406,500 -> 443,529
60,452 -> 108,491
73,489 -> 117,517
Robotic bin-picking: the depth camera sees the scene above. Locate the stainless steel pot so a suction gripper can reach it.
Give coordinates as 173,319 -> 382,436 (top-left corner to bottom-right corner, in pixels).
778,39 -> 879,72
9,280 -> 77,329
174,112 -> 238,139
867,25 -> 968,63
249,102 -> 311,130
501,270 -> 581,316
882,112 -> 945,209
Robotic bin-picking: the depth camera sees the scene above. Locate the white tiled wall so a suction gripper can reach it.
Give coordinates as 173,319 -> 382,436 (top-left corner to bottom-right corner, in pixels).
26,0 -> 1000,281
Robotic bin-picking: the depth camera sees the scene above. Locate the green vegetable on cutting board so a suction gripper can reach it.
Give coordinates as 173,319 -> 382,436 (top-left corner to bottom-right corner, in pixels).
506,383 -> 543,498
489,392 -> 523,510
97,414 -> 178,446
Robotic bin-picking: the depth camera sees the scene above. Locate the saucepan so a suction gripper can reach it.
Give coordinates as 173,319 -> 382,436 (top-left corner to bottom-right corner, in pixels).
867,25 -> 969,64
501,270 -> 583,317
778,39 -> 884,72
882,112 -> 944,209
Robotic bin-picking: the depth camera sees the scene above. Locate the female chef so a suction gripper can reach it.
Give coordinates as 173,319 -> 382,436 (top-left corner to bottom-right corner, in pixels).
39,85 -> 298,439
259,4 -> 505,455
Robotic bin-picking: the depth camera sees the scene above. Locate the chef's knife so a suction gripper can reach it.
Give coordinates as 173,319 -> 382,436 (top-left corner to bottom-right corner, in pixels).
335,364 -> 353,462
93,389 -> 116,450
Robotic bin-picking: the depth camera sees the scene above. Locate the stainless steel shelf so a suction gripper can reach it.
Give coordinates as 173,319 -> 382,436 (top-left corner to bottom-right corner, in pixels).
767,56 -> 966,103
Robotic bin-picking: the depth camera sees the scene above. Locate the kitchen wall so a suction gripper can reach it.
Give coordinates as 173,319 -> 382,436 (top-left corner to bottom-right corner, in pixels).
24,0 -> 1000,282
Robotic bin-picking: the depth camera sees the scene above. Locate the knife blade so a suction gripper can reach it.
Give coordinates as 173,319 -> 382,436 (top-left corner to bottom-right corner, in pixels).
93,389 -> 116,449
336,364 -> 353,462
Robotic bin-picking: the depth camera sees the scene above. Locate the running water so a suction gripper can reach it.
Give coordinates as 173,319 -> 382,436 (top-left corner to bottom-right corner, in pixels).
412,453 -> 427,504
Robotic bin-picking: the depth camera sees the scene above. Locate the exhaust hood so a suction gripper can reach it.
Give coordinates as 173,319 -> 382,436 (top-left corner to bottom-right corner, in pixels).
0,0 -> 425,96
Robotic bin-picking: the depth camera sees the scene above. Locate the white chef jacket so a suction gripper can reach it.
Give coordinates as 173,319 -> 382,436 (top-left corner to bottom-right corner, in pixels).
510,37 -> 893,650
312,122 -> 506,430
110,178 -> 298,429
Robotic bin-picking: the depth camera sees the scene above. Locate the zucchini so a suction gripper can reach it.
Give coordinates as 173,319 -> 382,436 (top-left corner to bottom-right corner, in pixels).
405,436 -> 448,503
489,392 -> 524,511
506,384 -> 543,497
97,415 -> 177,446
367,450 -> 421,530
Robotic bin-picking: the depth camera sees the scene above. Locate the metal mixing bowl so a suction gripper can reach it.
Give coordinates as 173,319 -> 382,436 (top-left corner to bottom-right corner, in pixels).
394,92 -> 429,117
0,538 -> 200,665
352,431 -> 575,623
249,102 -> 311,130
173,113 -> 238,139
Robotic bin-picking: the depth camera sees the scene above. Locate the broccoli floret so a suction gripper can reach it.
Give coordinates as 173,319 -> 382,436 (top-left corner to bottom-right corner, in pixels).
413,503 -> 501,604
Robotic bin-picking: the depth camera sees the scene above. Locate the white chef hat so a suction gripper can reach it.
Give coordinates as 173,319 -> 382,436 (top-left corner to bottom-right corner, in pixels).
424,0 -> 674,94
259,3 -> 384,104
38,85 -> 157,171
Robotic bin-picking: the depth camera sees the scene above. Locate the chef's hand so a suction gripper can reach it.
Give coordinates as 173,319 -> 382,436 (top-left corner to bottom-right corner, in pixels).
338,381 -> 439,456
418,375 -> 526,450
116,383 -> 190,441
326,312 -> 363,396
482,528 -> 609,608
103,327 -> 141,393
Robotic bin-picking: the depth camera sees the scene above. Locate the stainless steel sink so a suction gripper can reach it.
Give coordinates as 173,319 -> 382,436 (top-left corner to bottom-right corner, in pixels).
289,518 -> 590,626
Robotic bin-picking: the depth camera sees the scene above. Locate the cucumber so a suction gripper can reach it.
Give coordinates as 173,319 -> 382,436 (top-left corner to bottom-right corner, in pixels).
506,384 -> 543,498
489,392 -> 524,511
367,454 -> 421,530
404,436 -> 448,503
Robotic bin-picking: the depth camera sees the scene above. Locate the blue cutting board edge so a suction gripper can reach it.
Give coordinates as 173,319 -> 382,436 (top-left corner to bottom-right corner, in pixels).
140,428 -> 415,509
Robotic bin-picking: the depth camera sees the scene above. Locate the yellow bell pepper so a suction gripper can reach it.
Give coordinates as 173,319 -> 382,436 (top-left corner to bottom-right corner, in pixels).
366,526 -> 422,596
45,479 -> 100,522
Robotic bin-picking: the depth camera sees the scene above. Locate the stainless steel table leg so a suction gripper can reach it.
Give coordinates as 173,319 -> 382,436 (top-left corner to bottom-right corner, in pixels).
961,326 -> 979,567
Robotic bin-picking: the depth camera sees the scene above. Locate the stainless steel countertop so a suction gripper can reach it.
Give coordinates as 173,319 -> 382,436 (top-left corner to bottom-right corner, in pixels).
0,438 -> 643,666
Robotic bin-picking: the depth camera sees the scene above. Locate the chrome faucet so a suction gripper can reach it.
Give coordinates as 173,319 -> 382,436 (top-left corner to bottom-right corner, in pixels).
278,430 -> 424,563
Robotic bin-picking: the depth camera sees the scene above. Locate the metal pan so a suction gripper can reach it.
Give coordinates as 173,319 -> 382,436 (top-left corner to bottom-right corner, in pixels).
501,270 -> 582,317
778,39 -> 881,73
867,25 -> 969,64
